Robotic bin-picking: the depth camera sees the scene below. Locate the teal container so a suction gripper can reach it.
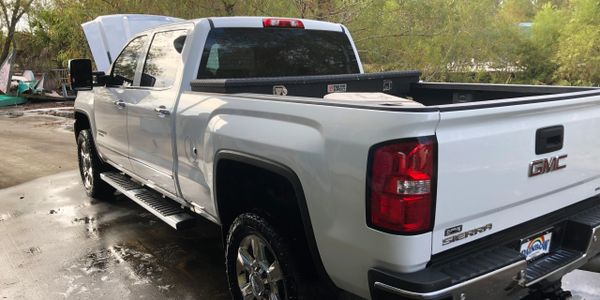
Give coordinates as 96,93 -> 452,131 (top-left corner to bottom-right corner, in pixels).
0,94 -> 26,107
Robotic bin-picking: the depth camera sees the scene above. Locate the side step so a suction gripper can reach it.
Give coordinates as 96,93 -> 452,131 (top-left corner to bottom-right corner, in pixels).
100,172 -> 195,230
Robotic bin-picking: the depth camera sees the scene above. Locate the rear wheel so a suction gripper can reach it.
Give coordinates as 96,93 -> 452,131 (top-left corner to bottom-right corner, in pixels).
226,213 -> 306,300
77,129 -> 114,198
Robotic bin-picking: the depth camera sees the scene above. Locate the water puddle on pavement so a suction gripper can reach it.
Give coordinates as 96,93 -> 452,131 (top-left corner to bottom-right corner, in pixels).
0,213 -> 11,222
25,247 -> 42,256
72,216 -> 99,238
47,199 -> 134,236
0,210 -> 24,223
61,242 -> 169,297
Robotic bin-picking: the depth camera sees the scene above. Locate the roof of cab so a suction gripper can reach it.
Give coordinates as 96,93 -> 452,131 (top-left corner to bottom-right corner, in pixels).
151,16 -> 344,32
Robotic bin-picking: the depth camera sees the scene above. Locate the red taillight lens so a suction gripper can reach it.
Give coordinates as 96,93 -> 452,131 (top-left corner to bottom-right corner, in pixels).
262,18 -> 304,28
368,137 -> 436,234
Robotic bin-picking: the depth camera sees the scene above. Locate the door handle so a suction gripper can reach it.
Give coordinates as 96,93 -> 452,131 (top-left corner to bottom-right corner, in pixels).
112,100 -> 126,109
536,125 -> 564,154
154,105 -> 170,118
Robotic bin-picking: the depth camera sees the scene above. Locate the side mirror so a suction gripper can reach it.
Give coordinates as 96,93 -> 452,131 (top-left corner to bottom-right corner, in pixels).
68,59 -> 93,90
140,73 -> 156,87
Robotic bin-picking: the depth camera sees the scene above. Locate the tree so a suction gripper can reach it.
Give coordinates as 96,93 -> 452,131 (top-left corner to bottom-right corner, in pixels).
555,0 -> 600,85
499,0 -> 537,23
0,0 -> 34,62
519,3 -> 565,84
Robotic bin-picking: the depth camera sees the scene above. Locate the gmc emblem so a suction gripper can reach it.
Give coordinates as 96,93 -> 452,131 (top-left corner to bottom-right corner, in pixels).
529,155 -> 567,177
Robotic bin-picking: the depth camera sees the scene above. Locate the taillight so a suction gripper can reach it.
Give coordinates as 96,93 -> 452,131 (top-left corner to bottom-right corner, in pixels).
262,18 -> 304,29
368,137 -> 436,234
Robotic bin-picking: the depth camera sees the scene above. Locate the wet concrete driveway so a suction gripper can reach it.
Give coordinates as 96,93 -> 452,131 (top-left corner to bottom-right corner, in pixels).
0,171 -> 229,299
2,171 -> 600,300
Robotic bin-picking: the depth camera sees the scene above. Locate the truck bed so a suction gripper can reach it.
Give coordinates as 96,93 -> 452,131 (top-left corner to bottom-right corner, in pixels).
190,71 -> 598,108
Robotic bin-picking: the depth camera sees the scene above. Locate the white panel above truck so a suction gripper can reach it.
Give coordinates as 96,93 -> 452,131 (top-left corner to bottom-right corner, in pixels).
82,14 -> 183,73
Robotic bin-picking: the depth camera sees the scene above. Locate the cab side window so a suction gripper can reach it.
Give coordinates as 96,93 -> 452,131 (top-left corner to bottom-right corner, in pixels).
141,30 -> 187,88
111,35 -> 148,87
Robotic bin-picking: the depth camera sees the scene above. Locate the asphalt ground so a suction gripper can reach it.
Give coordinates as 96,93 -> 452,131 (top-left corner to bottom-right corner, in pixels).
0,111 -> 598,299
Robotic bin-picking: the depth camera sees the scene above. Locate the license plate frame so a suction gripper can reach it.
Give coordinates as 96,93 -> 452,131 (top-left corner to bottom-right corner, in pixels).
519,230 -> 553,261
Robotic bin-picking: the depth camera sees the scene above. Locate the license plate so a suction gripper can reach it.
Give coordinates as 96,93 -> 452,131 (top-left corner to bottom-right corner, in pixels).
520,232 -> 552,261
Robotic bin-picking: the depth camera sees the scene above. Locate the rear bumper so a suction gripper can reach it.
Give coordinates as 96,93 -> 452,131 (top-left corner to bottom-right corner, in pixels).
369,198 -> 600,300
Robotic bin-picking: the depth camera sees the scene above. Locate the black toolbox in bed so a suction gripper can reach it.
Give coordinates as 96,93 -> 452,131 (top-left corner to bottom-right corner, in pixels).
190,71 -> 421,98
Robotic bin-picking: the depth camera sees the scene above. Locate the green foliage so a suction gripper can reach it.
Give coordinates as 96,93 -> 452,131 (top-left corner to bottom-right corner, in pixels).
11,0 -> 600,86
555,0 -> 600,85
0,0 -> 35,62
499,0 -> 537,23
516,3 -> 565,84
28,3 -> 89,68
355,0 -> 524,83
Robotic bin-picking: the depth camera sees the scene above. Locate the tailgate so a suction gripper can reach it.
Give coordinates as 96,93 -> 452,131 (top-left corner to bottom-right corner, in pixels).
433,91 -> 600,254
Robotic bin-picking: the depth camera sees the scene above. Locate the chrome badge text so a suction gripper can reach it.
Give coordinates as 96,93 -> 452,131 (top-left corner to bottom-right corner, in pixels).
529,155 -> 567,177
442,223 -> 493,246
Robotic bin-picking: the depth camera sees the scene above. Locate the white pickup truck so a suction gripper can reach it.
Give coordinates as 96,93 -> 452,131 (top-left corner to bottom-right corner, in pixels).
70,16 -> 600,300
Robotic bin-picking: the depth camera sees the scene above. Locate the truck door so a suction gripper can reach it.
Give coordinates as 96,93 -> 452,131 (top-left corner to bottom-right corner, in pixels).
93,35 -> 148,170
126,29 -> 188,195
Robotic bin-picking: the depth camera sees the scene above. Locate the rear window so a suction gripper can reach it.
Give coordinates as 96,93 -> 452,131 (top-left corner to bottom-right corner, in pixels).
197,28 -> 360,79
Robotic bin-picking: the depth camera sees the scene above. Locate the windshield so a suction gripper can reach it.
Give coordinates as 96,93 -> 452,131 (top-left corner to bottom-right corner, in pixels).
197,28 -> 360,79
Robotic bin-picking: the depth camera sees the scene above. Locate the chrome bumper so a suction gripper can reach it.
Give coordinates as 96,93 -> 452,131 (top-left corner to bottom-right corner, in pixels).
370,204 -> 600,300
374,260 -> 528,299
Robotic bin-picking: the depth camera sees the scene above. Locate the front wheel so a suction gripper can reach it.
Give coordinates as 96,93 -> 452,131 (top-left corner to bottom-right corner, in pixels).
226,213 -> 304,300
76,129 -> 114,198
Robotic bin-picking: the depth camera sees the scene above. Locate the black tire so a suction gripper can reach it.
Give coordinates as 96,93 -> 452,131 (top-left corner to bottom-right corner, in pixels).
226,213 -> 313,300
76,129 -> 114,198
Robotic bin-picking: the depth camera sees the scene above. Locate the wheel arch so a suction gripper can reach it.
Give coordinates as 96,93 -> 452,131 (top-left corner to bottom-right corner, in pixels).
74,109 -> 106,163
213,150 -> 336,288
74,109 -> 92,137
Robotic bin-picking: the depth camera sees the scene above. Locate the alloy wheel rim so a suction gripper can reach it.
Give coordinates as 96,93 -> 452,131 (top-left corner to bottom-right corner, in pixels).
80,143 -> 93,190
236,234 -> 285,300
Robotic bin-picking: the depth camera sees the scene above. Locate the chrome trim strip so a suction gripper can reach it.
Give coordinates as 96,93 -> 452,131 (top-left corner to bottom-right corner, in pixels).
374,261 -> 526,299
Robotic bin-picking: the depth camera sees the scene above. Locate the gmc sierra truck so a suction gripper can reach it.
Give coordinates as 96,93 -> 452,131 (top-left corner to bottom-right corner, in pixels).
69,16 -> 600,300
